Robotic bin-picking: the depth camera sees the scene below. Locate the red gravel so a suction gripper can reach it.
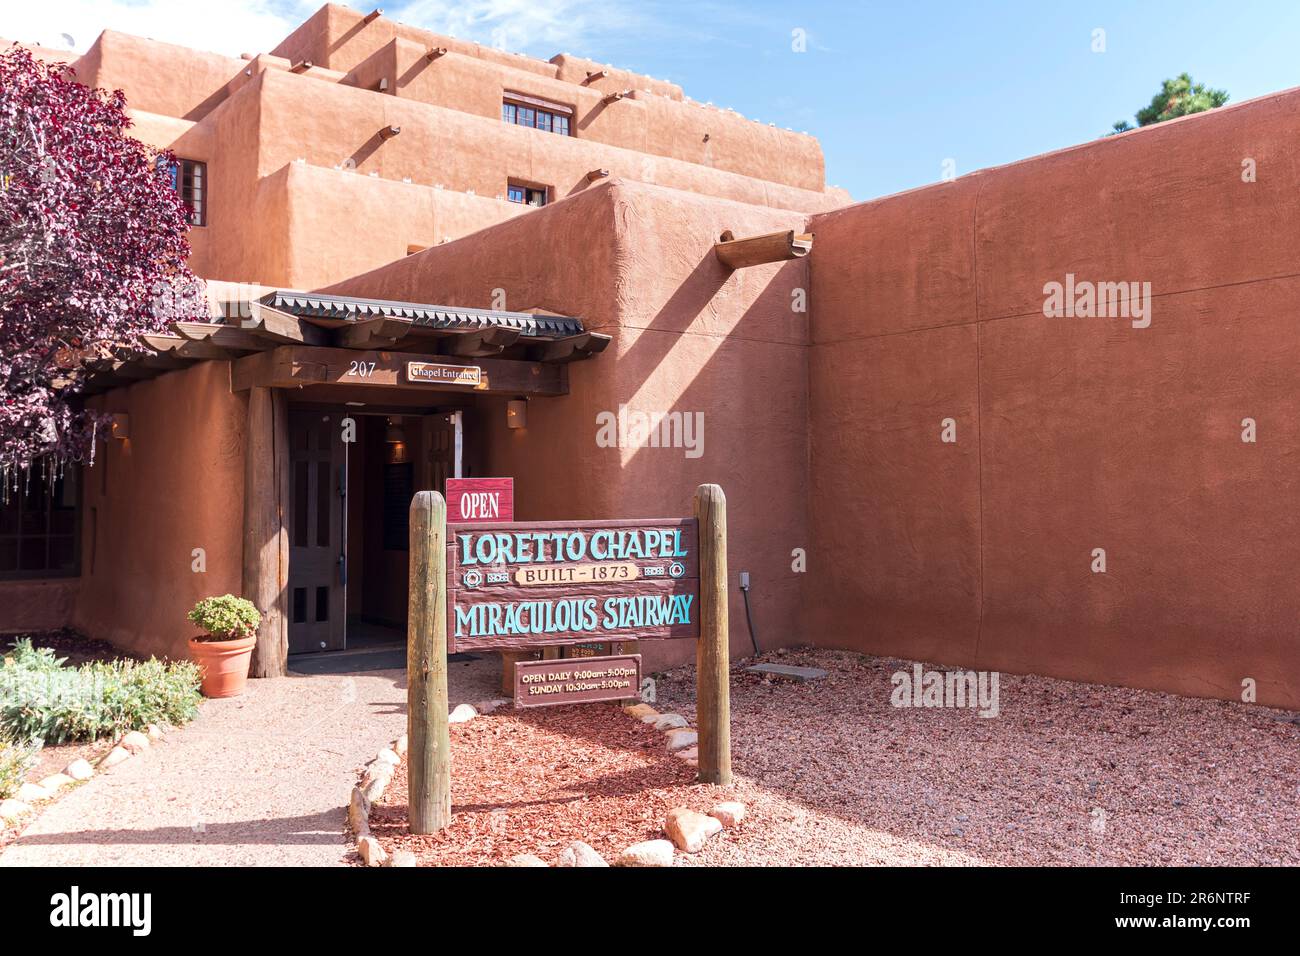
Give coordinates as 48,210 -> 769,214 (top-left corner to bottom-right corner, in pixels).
365,703 -> 738,866
366,649 -> 1300,866
657,648 -> 1300,866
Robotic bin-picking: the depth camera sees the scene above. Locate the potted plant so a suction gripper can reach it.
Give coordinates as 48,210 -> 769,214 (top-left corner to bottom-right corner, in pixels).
187,595 -> 260,698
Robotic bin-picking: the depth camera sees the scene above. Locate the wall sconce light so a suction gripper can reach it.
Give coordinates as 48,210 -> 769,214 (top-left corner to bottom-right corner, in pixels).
110,413 -> 130,440
386,417 -> 409,463
507,399 -> 527,429
385,416 -> 406,443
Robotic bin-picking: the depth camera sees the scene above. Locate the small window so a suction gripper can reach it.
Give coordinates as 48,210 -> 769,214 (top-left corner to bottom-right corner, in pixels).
501,95 -> 572,137
506,181 -> 547,207
169,158 -> 206,227
0,468 -> 80,579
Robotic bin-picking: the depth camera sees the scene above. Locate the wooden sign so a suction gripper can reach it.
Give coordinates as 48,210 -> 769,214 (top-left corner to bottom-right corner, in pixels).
446,517 -> 700,653
446,477 -> 514,524
407,361 -> 481,386
406,485 -> 730,834
514,654 -> 641,708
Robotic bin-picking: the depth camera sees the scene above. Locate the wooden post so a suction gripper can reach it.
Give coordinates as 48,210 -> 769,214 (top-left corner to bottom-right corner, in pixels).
694,483 -> 731,785
408,491 -> 451,833
243,386 -> 288,678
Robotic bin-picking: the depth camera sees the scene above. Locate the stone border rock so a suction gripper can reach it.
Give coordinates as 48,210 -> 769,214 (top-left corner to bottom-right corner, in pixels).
0,723 -> 166,828
347,697 -> 511,868
621,702 -> 699,763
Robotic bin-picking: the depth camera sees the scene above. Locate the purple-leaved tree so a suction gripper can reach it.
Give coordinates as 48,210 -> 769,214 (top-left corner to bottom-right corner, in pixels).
0,44 -> 203,477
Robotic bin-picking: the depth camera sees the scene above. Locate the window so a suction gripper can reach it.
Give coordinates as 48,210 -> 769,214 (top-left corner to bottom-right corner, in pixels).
507,182 -> 548,207
501,94 -> 572,137
168,159 -> 207,226
0,468 -> 79,579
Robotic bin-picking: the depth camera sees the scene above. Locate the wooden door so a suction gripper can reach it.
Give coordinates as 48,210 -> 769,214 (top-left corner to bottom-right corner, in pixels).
288,410 -> 347,653
419,410 -> 463,495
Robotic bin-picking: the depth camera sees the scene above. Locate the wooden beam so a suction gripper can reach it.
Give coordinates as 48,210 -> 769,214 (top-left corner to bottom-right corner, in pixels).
146,330 -> 246,361
174,321 -> 268,352
242,303 -> 330,346
582,69 -> 609,84
231,345 -> 566,396
407,490 -> 451,834
585,168 -> 610,182
438,326 -> 521,358
289,60 -> 313,73
336,316 -> 414,350
426,46 -> 448,61
173,340 -> 241,361
141,333 -> 186,353
379,124 -> 401,140
106,360 -> 163,379
244,385 -> 290,677
137,354 -> 191,372
602,90 -> 631,104
713,229 -> 813,270
363,8 -> 383,23
527,332 -> 611,364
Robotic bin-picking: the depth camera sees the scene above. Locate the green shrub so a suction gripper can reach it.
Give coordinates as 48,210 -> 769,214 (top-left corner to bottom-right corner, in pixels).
0,638 -> 202,745
0,734 -> 41,799
187,594 -> 260,642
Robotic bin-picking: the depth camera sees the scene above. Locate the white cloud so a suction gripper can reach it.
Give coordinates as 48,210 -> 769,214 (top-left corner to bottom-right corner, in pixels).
390,0 -> 655,56
0,0 -> 663,61
0,0 -> 316,57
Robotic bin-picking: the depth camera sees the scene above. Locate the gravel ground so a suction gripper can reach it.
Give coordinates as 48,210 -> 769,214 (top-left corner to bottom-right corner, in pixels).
372,648 -> 1299,867
654,648 -> 1300,866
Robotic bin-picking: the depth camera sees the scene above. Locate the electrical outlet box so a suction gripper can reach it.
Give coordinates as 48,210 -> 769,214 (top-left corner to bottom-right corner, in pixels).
740,571 -> 751,589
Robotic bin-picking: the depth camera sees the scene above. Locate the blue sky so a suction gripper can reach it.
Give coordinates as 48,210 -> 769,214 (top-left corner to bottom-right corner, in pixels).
10,1 -> 1300,201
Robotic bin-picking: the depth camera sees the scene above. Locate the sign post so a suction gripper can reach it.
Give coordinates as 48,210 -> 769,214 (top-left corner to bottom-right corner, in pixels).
408,484 -> 731,834
407,491 -> 451,834
694,483 -> 731,785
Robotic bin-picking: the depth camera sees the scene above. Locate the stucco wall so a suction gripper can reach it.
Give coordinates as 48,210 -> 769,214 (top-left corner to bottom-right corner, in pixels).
342,37 -> 826,191
74,362 -> 245,660
328,179 -> 811,670
0,580 -> 79,634
807,88 -> 1300,709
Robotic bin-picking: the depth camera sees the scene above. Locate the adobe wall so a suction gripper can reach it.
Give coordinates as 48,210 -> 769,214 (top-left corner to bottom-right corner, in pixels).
73,362 -> 245,660
326,179 -> 811,669
72,31 -> 245,121
344,37 -> 826,191
245,69 -> 838,214
807,88 -> 1300,709
0,580 -> 78,634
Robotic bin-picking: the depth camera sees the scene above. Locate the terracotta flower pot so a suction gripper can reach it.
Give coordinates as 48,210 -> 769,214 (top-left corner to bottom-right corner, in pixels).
188,634 -> 256,698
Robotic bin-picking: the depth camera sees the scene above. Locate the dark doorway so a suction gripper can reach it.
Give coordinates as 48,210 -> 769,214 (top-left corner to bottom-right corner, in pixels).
287,406 -> 464,656
287,409 -> 347,654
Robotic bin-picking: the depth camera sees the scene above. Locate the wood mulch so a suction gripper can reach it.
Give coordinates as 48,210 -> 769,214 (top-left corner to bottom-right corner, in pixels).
364,702 -> 739,866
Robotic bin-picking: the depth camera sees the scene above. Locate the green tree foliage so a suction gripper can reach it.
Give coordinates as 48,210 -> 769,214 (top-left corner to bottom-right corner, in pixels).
1110,72 -> 1229,134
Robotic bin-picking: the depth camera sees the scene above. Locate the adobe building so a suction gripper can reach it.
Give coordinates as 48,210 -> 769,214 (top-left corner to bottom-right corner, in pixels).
3,4 -> 1298,709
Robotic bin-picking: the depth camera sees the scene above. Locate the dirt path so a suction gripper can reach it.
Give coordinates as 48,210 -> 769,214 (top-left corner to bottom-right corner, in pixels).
0,658 -> 497,867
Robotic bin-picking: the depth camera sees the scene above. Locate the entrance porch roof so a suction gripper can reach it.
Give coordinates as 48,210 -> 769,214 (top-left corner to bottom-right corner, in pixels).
82,289 -> 610,395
